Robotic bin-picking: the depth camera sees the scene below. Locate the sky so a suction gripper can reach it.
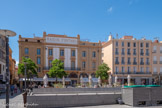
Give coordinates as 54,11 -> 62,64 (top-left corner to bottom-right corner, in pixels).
0,0 -> 162,65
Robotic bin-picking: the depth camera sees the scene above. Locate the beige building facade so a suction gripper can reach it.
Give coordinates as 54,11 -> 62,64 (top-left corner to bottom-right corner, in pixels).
18,32 -> 102,85
102,35 -> 153,85
152,40 -> 162,84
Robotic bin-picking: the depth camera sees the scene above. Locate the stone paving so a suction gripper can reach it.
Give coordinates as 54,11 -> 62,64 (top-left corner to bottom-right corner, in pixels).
0,90 -> 24,108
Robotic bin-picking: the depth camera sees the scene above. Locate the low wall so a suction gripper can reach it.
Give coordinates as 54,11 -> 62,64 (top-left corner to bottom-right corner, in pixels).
27,93 -> 121,108
122,87 -> 162,107
32,87 -> 121,94
27,88 -> 121,108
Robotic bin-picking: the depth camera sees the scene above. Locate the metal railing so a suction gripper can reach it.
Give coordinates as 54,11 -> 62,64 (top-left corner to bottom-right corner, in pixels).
114,72 -> 151,75
133,62 -> 137,65
140,62 -> 144,65
153,61 -> 157,64
43,67 -> 81,71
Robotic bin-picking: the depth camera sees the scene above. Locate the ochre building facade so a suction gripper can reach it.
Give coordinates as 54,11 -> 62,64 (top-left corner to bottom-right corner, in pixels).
18,32 -> 102,85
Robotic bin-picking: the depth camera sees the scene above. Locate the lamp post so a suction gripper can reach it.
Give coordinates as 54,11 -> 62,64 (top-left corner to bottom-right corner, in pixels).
24,62 -> 27,92
0,29 -> 16,108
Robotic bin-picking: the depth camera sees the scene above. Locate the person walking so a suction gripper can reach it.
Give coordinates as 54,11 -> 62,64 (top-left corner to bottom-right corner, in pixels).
10,85 -> 14,96
14,84 -> 17,93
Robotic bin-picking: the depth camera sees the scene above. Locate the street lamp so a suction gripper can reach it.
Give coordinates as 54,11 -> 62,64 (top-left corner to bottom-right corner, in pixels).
23,62 -> 28,92
0,29 -> 16,108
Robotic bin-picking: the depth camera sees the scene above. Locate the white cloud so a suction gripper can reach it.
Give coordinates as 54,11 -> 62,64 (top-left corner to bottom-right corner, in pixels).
16,61 -> 19,66
107,7 -> 113,13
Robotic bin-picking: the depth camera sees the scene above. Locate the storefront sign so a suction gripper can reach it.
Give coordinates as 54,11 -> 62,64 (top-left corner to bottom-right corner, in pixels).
46,37 -> 78,45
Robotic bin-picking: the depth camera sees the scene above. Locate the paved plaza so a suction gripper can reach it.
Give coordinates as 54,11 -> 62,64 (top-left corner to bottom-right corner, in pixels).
0,91 -> 162,108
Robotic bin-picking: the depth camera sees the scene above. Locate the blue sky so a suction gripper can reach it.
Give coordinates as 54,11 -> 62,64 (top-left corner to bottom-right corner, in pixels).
0,0 -> 162,64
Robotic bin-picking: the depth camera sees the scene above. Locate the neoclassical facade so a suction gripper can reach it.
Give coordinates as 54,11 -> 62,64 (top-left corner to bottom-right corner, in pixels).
18,32 -> 102,85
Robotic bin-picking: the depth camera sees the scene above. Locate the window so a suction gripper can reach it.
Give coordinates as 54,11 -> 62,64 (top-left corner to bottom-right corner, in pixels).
122,42 -> 124,47
146,49 -> 149,56
115,66 -> 119,73
146,43 -> 149,47
115,48 -> 118,55
128,42 -> 130,47
140,67 -> 144,73
140,58 -> 144,64
153,56 -> 157,64
37,67 -> 41,72
115,57 -> 119,64
160,56 -> 162,64
146,58 -> 149,64
128,57 -> 131,64
71,61 -> 75,69
146,67 -> 149,73
82,51 -> 86,57
116,41 -> 118,46
160,46 -> 162,53
122,67 -> 125,73
25,39 -> 28,42
49,49 -> 53,56
71,50 -> 75,57
140,49 -> 144,55
25,48 -> 29,54
37,40 -> 40,42
122,48 -> 125,55
92,51 -> 96,57
140,43 -> 143,47
49,60 -> 52,67
37,48 -> 41,55
133,67 -> 137,73
92,62 -> 96,69
133,49 -> 136,55
160,67 -> 162,73
128,67 -> 131,73
37,57 -> 41,64
121,57 -> 125,64
60,50 -> 64,56
153,67 -> 157,73
133,43 -> 136,47
127,49 -> 131,55
82,61 -> 86,68
133,57 -> 136,63
153,46 -> 157,53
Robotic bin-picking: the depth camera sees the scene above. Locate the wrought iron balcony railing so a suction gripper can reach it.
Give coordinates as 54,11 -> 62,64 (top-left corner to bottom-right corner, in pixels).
43,67 -> 81,71
153,61 -> 157,64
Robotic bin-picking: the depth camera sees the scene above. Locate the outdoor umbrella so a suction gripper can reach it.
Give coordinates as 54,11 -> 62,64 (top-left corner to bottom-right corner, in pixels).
43,74 -> 48,88
62,76 -> 65,88
80,75 -> 83,87
89,74 -> 92,87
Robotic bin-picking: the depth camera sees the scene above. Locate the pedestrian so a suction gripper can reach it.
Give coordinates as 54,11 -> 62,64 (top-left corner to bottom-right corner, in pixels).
10,85 -> 14,96
14,84 -> 17,93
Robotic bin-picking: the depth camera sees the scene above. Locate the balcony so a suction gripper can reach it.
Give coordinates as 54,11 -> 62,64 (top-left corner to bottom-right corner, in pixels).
127,62 -> 131,65
121,62 -> 125,65
43,67 -> 81,71
127,53 -> 131,55
115,61 -> 119,65
115,52 -> 119,55
114,72 -> 151,75
140,53 -> 144,56
153,61 -> 157,64
146,53 -> 149,56
140,62 -> 144,65
121,52 -> 125,55
133,62 -> 137,65
146,62 -> 150,65
133,53 -> 136,56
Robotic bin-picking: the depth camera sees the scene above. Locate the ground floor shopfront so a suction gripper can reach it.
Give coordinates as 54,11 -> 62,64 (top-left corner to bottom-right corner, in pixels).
111,74 -> 162,85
